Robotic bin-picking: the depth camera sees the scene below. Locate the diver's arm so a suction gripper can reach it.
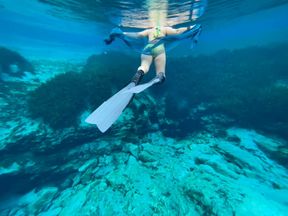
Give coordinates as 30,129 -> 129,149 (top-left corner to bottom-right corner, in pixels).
104,28 -> 124,44
104,28 -> 149,45
123,29 -> 149,39
165,26 -> 194,35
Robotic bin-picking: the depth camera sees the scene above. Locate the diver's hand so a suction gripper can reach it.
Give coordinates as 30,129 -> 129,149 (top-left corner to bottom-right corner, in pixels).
104,27 -> 123,45
110,27 -> 123,37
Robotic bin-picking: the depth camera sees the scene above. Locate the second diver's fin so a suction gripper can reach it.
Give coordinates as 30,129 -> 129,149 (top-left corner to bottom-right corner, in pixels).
123,72 -> 165,94
85,83 -> 135,133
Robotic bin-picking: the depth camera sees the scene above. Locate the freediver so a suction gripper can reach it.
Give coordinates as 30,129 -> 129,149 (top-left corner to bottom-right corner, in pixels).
104,25 -> 197,87
85,24 -> 201,132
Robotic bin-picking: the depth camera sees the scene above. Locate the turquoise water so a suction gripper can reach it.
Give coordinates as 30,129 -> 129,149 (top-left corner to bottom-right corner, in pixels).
1,0 -> 288,215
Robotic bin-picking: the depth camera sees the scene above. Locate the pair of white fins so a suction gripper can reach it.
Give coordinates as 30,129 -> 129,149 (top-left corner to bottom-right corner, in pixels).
85,77 -> 161,133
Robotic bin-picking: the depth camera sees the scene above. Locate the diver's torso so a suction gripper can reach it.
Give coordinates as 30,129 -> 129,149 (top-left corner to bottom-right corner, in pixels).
143,27 -> 166,57
147,27 -> 166,42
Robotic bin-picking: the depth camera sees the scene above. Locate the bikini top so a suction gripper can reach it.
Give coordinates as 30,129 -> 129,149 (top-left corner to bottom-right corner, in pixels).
152,26 -> 165,40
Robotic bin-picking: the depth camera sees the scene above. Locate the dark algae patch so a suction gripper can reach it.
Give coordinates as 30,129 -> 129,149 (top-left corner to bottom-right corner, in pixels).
165,44 -> 288,139
27,44 -> 288,139
27,52 -> 137,129
28,72 -> 86,129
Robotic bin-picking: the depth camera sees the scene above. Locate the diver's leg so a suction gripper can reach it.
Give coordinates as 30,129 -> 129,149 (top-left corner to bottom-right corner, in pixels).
131,54 -> 153,85
125,53 -> 166,94
154,52 -> 166,83
138,54 -> 153,74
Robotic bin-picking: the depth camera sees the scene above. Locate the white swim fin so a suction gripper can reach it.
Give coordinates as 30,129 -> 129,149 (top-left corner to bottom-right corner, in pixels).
85,83 -> 135,133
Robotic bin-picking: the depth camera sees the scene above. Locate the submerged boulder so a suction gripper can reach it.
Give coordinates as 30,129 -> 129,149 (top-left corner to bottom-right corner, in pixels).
0,47 -> 34,77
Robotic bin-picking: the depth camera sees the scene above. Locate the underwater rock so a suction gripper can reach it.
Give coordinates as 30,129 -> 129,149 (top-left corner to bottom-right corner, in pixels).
17,187 -> 58,215
181,167 -> 244,216
58,185 -> 90,216
78,159 -> 98,173
122,143 -> 139,158
0,47 -> 34,77
138,143 -> 163,163
227,128 -> 288,168
39,207 -> 62,216
0,162 -> 20,175
235,189 -> 288,216
216,141 -> 264,172
138,151 -> 157,163
182,167 -> 288,216
2,128 -> 288,215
